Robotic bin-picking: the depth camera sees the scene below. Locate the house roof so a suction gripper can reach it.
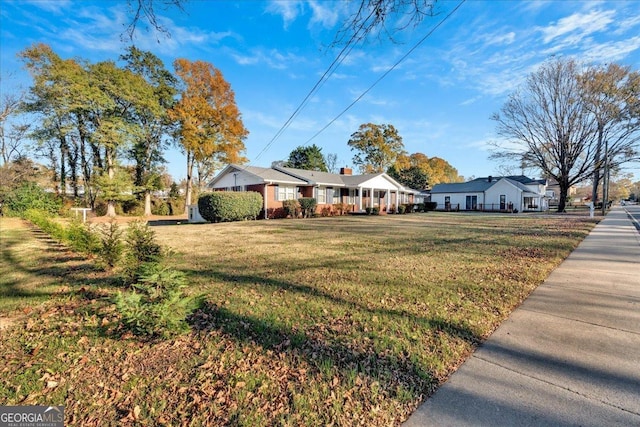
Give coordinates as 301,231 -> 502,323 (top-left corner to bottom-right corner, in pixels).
210,164 -> 307,186
431,176 -> 545,195
209,164 -> 419,193
275,166 -> 346,186
431,180 -> 494,193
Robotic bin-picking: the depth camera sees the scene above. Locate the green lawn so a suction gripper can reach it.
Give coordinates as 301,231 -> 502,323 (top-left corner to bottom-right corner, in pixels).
0,213 -> 596,425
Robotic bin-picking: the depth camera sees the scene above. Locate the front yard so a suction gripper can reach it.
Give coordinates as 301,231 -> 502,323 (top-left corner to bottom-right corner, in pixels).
0,213 -> 596,425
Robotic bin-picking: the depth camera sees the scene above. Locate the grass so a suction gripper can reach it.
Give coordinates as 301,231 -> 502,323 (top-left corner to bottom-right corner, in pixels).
0,212 -> 596,425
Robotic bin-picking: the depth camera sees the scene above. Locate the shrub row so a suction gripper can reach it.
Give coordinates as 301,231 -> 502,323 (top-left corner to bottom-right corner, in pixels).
198,192 -> 263,222
24,209 -> 200,338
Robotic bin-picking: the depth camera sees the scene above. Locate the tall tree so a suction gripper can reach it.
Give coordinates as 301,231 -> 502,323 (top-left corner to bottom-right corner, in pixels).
579,64 -> 640,204
348,123 -> 406,173
388,152 -> 462,189
285,144 -> 328,171
0,85 -> 29,166
121,46 -> 177,216
490,58 -> 601,213
87,60 -> 159,216
324,152 -> 339,173
169,59 -> 248,212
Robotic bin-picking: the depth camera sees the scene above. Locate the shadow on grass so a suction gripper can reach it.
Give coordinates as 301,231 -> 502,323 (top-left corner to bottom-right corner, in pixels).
0,223 -> 119,305
182,266 -> 483,403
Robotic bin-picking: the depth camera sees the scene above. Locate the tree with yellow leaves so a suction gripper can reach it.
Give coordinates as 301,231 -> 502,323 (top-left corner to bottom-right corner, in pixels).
169,59 -> 248,212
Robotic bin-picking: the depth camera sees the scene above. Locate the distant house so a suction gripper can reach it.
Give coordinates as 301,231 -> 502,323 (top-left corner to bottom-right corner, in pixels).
430,176 -> 548,212
203,164 -> 420,219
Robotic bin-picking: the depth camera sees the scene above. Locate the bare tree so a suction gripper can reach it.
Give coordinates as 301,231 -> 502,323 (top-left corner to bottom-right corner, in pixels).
579,64 -> 640,204
125,0 -> 185,40
125,1 -> 437,45
490,58 -> 601,213
333,0 -> 437,46
0,90 -> 29,165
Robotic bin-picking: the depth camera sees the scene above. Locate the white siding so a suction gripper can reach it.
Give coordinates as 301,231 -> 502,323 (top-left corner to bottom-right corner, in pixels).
357,175 -> 401,191
485,180 -> 522,211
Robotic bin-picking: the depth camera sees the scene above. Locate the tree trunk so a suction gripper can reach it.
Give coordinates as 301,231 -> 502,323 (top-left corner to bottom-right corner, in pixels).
184,151 -> 193,215
106,148 -> 117,217
591,122 -> 604,203
557,177 -> 570,213
144,190 -> 152,216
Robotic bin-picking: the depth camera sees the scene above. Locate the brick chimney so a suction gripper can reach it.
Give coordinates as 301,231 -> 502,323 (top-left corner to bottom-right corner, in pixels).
340,167 -> 352,176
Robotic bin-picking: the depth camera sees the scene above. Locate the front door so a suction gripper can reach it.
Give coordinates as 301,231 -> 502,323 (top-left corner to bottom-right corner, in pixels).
466,195 -> 477,210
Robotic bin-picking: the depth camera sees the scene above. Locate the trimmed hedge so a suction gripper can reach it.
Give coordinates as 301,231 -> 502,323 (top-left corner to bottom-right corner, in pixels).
298,197 -> 317,218
424,201 -> 437,211
198,191 -> 263,223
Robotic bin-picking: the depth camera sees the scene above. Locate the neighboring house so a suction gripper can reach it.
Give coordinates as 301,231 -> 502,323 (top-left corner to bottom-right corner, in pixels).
430,175 -> 548,212
545,179 -> 577,206
203,164 -> 420,219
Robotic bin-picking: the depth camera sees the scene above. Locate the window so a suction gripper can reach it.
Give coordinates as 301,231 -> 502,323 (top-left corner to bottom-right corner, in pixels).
277,185 -> 296,201
348,189 -> 356,204
317,187 -> 326,203
326,187 -> 334,204
232,185 -> 244,192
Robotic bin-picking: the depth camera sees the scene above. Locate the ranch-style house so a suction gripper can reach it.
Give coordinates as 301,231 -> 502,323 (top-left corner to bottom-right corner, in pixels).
197,164 -> 422,219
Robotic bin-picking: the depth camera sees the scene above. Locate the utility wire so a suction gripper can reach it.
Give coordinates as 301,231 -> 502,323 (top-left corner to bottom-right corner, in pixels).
253,6 -> 379,162
303,0 -> 466,145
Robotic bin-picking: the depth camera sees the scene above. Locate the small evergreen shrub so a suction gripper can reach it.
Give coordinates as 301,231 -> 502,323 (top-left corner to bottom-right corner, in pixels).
198,192 -> 263,222
398,205 -> 406,214
123,220 -> 163,283
66,219 -> 100,255
151,198 -> 170,215
365,207 -> 372,215
372,207 -> 380,215
97,221 -> 124,269
298,197 -> 317,218
114,263 -> 203,338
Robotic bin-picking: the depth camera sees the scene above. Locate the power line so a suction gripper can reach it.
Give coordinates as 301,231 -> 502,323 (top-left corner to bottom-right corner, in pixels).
303,0 -> 466,145
253,6 -> 379,162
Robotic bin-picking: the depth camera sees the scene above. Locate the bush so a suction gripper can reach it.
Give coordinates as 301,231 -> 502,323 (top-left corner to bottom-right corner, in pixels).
97,221 -> 124,269
114,263 -> 203,338
4,182 -> 61,217
151,198 -> 170,216
365,207 -> 372,215
332,203 -> 347,216
23,209 -> 67,241
372,207 -> 380,215
123,220 -> 163,283
398,205 -> 406,214
298,197 -> 317,218
198,192 -> 263,222
119,199 -> 144,216
282,199 -> 299,218
424,201 -> 437,211
404,204 -> 413,213
66,219 -> 101,255
167,197 -> 185,215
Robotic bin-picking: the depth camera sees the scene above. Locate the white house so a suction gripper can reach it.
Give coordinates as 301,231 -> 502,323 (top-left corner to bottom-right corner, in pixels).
429,176 -> 548,212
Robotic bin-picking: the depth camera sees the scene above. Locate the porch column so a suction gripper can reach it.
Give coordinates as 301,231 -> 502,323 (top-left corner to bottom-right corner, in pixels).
358,187 -> 363,211
264,183 -> 269,219
370,187 -> 374,208
386,190 -> 390,212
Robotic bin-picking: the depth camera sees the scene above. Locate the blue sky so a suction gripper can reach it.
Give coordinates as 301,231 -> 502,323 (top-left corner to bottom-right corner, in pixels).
2,0 -> 640,182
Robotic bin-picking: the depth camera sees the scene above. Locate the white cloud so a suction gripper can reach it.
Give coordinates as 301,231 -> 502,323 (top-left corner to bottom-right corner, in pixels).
307,0 -> 343,28
231,48 -> 306,70
266,0 -> 303,28
21,0 -> 71,14
583,36 -> 640,62
539,9 -> 614,44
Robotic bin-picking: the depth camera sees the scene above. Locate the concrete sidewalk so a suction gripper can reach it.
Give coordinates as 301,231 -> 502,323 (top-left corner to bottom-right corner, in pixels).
404,206 -> 640,427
